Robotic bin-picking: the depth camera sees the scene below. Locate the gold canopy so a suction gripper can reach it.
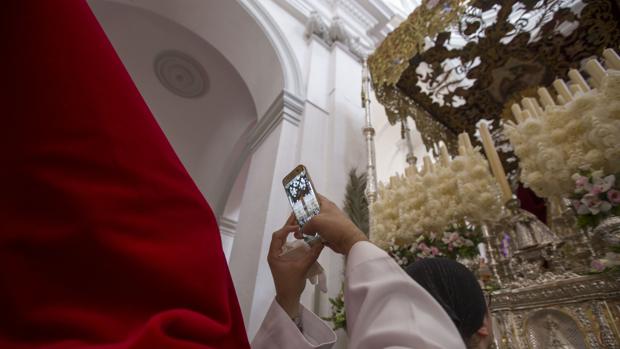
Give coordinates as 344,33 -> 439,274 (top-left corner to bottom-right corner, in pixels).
368,0 -> 620,156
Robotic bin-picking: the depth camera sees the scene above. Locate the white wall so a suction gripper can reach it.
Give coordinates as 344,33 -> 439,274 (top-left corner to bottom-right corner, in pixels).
371,90 -> 429,183
90,0 -> 257,217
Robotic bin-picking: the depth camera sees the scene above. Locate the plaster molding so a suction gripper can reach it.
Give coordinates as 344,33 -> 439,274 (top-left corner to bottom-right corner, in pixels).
247,91 -> 305,153
216,91 -> 304,218
219,216 -> 238,237
237,0 -> 305,98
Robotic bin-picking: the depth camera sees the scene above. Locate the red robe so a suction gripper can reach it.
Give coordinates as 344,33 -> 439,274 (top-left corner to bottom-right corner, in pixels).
0,1 -> 249,348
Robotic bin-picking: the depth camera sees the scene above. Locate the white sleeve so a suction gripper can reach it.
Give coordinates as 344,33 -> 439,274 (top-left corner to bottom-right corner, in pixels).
344,241 -> 466,349
251,299 -> 336,349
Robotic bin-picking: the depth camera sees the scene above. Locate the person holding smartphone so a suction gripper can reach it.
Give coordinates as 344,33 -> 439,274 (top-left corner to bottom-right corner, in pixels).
252,193 -> 465,349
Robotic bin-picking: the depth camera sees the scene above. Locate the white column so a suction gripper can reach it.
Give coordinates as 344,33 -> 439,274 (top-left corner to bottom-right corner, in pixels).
228,91 -> 305,339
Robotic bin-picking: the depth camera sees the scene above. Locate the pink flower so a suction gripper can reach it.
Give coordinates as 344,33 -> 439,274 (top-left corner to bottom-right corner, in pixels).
430,246 -> 439,256
590,186 -> 602,196
593,175 -> 615,193
418,243 -> 430,254
607,189 -> 620,204
591,259 -> 606,272
574,175 -> 590,193
573,173 -> 592,193
581,193 -> 603,214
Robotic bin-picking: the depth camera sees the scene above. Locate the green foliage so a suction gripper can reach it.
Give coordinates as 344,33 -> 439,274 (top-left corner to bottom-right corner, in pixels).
576,205 -> 620,229
343,169 -> 369,236
388,223 -> 483,268
323,169 -> 369,331
321,290 -> 346,330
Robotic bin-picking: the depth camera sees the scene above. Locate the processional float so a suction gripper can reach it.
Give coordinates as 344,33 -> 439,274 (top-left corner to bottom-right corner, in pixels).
364,0 -> 620,347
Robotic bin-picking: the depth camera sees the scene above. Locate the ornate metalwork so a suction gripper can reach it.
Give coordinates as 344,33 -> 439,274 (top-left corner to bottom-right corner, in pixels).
362,60 -> 378,212
368,0 -> 620,159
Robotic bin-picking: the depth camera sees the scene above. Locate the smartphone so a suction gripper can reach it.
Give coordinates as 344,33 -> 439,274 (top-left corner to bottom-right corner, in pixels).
282,165 -> 320,241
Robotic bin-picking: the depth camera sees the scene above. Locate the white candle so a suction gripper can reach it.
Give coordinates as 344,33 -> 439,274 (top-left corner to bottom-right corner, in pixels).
405,165 -> 418,177
423,156 -> 434,174
511,103 -> 524,123
462,132 -> 474,152
568,69 -> 591,92
553,79 -> 573,103
531,98 -> 545,116
521,109 -> 533,120
522,98 -> 539,117
479,123 -> 512,203
603,48 -> 620,70
557,95 -> 566,105
439,143 -> 450,166
537,87 -> 556,108
569,83 -> 583,96
458,145 -> 467,156
584,59 -> 607,88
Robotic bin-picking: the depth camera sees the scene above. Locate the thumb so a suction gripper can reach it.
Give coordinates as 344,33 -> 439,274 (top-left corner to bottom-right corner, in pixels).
301,215 -> 321,237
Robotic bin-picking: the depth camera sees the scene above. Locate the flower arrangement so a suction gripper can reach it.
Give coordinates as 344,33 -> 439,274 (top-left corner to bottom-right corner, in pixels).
504,71 -> 620,200
387,223 -> 483,268
371,146 -> 503,249
570,170 -> 620,228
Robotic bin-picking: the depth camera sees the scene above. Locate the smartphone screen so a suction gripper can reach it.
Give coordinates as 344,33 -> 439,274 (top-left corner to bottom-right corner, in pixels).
284,167 -> 320,228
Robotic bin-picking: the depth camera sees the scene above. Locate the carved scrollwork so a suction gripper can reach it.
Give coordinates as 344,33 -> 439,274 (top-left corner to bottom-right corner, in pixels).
368,0 -> 620,160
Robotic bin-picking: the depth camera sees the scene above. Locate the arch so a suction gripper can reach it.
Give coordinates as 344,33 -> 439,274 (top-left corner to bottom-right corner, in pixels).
92,0 -> 304,118
236,0 -> 305,99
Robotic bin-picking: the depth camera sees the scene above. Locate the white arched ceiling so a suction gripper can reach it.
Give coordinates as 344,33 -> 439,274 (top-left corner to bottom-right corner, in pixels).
93,0 -> 304,118
90,0 -> 258,216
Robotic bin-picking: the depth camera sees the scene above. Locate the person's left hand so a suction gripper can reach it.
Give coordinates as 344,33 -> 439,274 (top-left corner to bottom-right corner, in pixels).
268,214 -> 324,318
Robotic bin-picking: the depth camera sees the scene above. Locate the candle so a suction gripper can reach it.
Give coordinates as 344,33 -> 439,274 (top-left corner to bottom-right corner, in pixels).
569,83 -> 583,96
553,79 -> 573,103
458,145 -> 466,156
511,103 -> 524,123
603,48 -> 620,70
568,69 -> 591,92
405,165 -> 418,177
537,87 -> 556,108
462,132 -> 474,152
531,98 -> 545,116
522,98 -> 539,117
557,95 -> 566,105
439,143 -> 450,166
479,123 -> 512,203
521,109 -> 533,120
423,156 -> 434,174
584,59 -> 607,88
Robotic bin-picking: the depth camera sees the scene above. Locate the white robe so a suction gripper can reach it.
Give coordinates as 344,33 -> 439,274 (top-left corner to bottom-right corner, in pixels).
252,241 -> 466,349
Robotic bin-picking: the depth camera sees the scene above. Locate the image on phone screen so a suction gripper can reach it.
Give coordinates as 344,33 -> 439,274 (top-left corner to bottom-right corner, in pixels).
284,168 -> 320,227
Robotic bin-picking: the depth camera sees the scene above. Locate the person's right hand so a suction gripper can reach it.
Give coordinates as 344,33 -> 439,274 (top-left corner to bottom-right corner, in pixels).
300,194 -> 368,255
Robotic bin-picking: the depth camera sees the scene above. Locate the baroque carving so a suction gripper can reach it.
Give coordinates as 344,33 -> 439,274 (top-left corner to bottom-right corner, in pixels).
368,0 -> 620,158
304,11 -> 370,60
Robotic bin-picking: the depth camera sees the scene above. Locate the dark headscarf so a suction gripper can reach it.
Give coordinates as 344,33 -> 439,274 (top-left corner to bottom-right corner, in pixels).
405,258 -> 487,340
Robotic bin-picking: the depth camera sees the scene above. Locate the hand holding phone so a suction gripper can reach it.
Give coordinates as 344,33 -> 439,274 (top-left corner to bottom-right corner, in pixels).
282,165 -> 320,242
